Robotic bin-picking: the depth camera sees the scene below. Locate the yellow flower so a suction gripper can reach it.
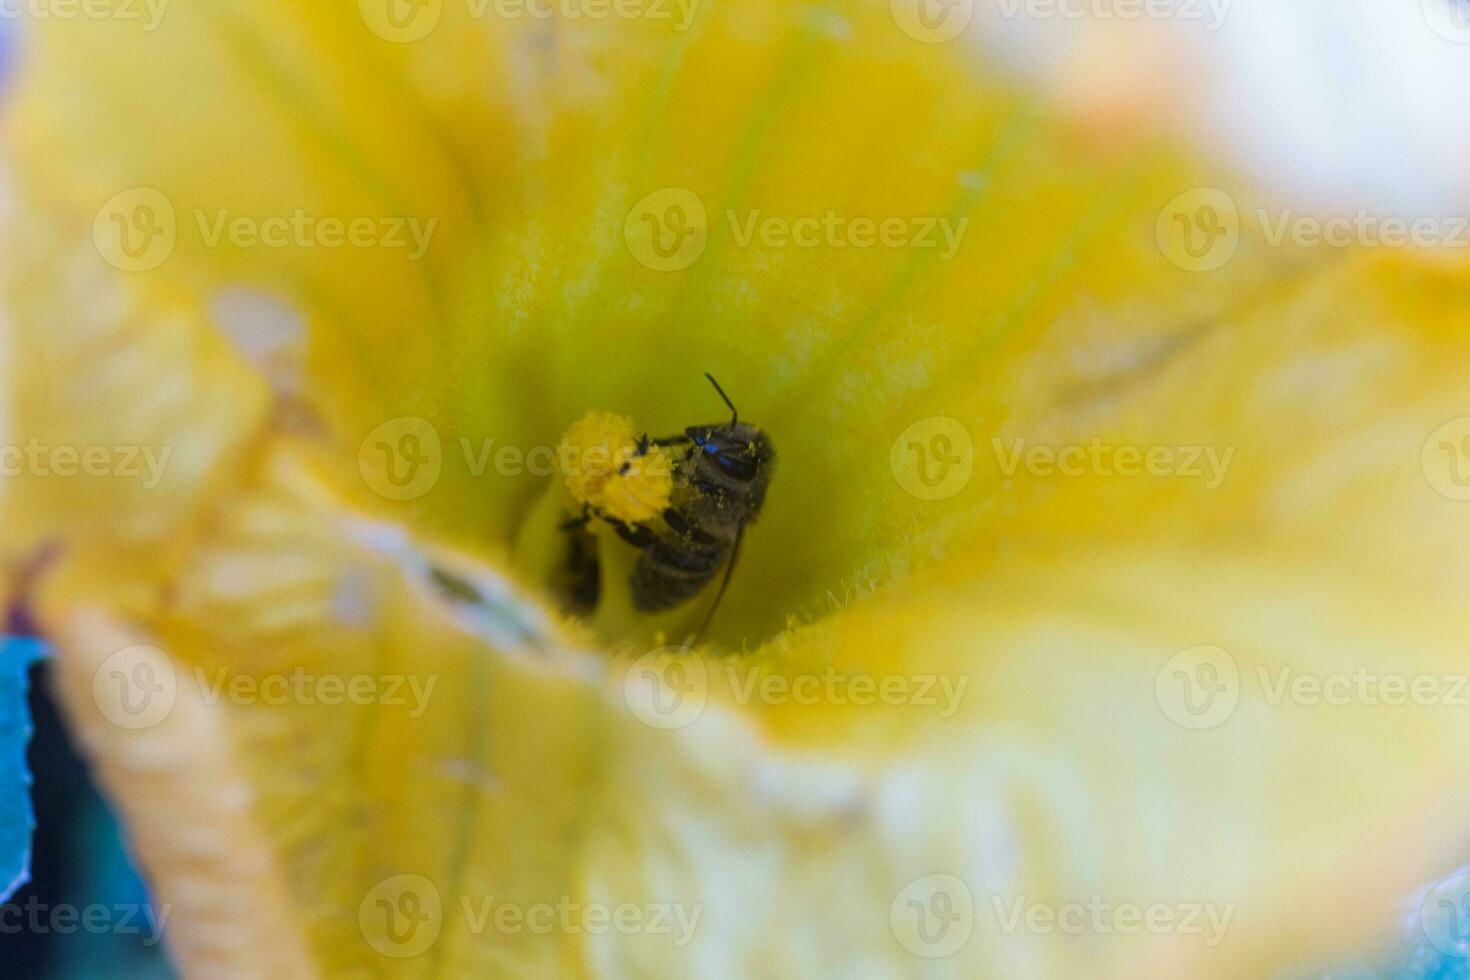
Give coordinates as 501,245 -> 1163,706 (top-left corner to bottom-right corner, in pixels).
4,2 -> 1470,977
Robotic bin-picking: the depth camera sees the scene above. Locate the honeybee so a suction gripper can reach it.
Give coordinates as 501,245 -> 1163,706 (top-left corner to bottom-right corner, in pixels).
563,374 -> 774,631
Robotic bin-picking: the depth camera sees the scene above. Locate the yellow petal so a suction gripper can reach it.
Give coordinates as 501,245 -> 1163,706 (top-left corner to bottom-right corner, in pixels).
0,212 -> 268,571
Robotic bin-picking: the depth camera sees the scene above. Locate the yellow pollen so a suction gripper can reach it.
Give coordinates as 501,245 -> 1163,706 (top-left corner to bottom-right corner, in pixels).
556,411 -> 673,524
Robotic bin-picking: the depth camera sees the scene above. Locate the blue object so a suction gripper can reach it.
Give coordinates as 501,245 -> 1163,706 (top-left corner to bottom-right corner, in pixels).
1,637 -> 46,903
1295,865 -> 1470,979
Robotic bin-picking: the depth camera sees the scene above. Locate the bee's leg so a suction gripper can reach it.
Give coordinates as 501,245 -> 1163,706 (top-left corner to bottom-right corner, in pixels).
561,506 -> 654,549
650,434 -> 693,447
606,515 -> 658,550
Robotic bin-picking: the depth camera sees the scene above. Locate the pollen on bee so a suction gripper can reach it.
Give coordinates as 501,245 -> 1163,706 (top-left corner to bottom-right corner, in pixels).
556,410 -> 673,524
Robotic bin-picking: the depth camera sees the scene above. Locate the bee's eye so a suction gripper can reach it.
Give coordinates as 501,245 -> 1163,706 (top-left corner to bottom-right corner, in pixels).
709,448 -> 757,481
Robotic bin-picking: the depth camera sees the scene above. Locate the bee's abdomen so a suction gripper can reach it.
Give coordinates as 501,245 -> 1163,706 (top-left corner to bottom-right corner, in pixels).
631,538 -> 726,612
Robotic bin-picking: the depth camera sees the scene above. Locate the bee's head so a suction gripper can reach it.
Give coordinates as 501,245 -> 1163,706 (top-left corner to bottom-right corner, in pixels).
685,422 -> 773,483
683,373 -> 774,485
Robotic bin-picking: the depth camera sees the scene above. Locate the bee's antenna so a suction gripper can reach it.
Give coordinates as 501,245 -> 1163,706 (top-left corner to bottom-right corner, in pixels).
704,372 -> 738,426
